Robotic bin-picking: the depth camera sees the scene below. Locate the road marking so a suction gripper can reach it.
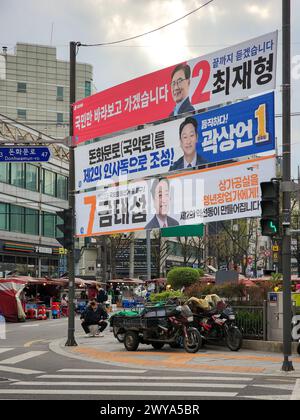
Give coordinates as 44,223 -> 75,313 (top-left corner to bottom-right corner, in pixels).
0,389 -> 238,397
38,374 -> 252,381
20,324 -> 40,328
291,379 -> 300,400
241,395 -> 290,400
0,348 -> 14,355
24,340 -> 50,348
59,369 -> 147,373
251,384 -> 295,391
11,381 -> 247,389
0,365 -> 44,375
0,351 -> 47,365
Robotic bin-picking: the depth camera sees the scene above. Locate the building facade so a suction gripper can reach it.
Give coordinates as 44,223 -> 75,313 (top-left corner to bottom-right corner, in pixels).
0,43 -> 93,277
0,43 -> 93,139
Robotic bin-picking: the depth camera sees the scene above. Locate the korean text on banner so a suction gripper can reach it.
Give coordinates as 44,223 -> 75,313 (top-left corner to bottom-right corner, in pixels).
75,92 -> 275,191
73,31 -> 277,144
75,155 -> 275,237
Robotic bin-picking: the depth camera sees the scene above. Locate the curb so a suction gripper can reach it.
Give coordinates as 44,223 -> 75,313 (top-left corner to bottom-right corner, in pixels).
243,340 -> 300,354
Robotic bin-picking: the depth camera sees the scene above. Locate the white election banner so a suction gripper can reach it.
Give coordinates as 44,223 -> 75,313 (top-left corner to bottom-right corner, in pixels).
75,155 -> 275,237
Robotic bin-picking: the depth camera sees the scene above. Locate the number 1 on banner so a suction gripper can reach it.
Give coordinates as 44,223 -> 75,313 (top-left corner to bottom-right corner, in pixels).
84,195 -> 96,236
255,104 -> 270,143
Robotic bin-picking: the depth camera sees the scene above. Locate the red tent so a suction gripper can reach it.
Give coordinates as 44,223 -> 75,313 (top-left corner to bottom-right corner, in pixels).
0,277 -> 28,322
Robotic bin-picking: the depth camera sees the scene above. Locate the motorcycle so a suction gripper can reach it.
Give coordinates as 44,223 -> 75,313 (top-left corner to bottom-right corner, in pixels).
119,304 -> 202,353
193,303 -> 243,351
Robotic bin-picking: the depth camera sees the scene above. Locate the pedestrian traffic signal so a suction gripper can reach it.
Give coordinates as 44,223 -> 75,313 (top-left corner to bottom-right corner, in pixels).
260,181 -> 280,237
56,208 -> 73,250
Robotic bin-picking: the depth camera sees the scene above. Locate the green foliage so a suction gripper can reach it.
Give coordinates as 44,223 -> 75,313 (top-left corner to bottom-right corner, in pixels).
149,290 -> 184,302
197,268 -> 205,278
167,267 -> 200,290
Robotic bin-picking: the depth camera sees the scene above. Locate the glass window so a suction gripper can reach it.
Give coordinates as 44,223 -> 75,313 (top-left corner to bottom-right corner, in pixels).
57,174 -> 68,200
0,163 -> 9,183
0,203 -> 9,230
17,109 -> 27,120
42,211 -> 56,237
85,80 -> 91,97
10,205 -> 25,233
10,163 -> 25,188
56,86 -> 64,101
25,208 -> 39,235
25,164 -> 39,192
17,82 -> 27,93
43,169 -> 56,196
57,112 -> 64,124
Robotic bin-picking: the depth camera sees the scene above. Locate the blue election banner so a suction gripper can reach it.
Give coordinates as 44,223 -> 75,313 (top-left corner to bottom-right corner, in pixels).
75,92 -> 275,191
0,146 -> 51,162
196,91 -> 275,163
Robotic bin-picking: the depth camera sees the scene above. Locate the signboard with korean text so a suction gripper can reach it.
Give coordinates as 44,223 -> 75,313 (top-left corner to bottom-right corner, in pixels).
75,155 -> 275,237
73,31 -> 277,144
0,146 -> 51,162
75,92 -> 275,191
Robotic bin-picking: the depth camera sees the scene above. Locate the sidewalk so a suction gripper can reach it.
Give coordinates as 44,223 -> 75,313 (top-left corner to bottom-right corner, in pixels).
50,327 -> 300,377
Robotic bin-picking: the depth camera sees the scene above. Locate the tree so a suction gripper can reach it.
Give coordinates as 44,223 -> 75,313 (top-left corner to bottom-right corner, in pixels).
152,230 -> 171,278
167,267 -> 200,290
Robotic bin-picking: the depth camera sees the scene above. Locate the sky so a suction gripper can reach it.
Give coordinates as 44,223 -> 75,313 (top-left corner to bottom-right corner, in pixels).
1,0 -> 300,174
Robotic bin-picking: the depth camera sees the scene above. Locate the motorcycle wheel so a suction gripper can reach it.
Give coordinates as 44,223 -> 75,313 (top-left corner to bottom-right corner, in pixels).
113,327 -> 125,343
297,342 -> 300,356
226,326 -> 243,351
151,342 -> 164,350
124,331 -> 139,351
183,327 -> 202,353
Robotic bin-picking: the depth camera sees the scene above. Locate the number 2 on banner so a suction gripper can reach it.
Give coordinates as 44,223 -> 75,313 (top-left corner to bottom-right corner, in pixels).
84,195 -> 96,236
191,60 -> 211,104
255,104 -> 270,143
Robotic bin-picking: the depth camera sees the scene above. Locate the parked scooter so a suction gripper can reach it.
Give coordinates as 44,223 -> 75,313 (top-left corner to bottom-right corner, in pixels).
193,302 -> 243,351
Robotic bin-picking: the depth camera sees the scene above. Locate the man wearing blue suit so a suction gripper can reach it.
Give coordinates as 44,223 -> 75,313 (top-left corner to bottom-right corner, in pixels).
145,178 -> 179,230
169,63 -> 195,117
170,117 -> 207,172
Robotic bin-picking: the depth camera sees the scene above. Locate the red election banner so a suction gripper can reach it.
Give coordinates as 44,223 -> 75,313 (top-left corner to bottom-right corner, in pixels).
73,31 -> 277,144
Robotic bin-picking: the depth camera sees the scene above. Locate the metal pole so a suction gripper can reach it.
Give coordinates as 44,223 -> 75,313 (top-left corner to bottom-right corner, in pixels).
281,0 -> 293,371
65,41 -> 77,346
146,230 -> 151,281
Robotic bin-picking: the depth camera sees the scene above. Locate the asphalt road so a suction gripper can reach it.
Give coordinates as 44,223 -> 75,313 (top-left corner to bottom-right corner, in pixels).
0,317 -> 299,401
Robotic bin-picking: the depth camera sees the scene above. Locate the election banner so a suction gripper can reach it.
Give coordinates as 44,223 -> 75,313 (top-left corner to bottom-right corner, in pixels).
75,155 -> 275,237
73,31 -> 277,144
75,92 -> 275,191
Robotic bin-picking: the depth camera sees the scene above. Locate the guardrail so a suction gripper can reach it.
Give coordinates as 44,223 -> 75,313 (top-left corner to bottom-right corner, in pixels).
232,303 -> 267,341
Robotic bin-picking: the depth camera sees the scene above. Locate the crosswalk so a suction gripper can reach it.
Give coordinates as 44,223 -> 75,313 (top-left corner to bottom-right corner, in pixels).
0,347 -> 298,399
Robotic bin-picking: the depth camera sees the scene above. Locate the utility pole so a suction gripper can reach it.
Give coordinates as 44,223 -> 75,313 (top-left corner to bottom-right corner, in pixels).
281,0 -> 293,371
146,230 -> 151,281
65,41 -> 78,347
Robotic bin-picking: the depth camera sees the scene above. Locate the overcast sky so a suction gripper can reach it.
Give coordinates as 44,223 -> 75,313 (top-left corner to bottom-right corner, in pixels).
1,0 -> 300,174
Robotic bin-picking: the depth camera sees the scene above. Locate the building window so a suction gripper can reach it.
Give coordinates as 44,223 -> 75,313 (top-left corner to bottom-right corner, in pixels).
43,169 -> 56,196
56,86 -> 64,101
17,109 -> 27,120
85,81 -> 91,97
57,112 -> 64,125
10,163 -> 25,188
57,174 -> 68,200
25,208 -> 39,236
0,203 -> 9,230
0,163 -> 9,183
10,205 -> 25,233
25,164 -> 39,192
42,212 -> 56,238
17,82 -> 27,93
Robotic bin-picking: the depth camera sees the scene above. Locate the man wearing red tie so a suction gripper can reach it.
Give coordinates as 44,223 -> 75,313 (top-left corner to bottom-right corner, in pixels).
145,178 -> 179,230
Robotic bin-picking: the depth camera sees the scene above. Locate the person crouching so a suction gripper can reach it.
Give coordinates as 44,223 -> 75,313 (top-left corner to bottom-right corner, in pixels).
80,300 -> 108,337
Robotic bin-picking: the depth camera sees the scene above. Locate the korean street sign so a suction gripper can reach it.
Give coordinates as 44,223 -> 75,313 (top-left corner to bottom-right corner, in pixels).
161,224 -> 204,238
0,146 -> 51,162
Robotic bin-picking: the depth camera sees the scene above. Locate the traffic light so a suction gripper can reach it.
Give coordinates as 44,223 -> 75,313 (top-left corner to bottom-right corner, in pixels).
260,181 -> 280,237
56,208 -> 73,250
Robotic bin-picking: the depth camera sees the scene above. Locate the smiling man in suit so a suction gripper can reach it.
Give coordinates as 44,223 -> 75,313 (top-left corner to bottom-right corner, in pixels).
170,63 -> 195,117
170,116 -> 207,171
145,178 -> 179,230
